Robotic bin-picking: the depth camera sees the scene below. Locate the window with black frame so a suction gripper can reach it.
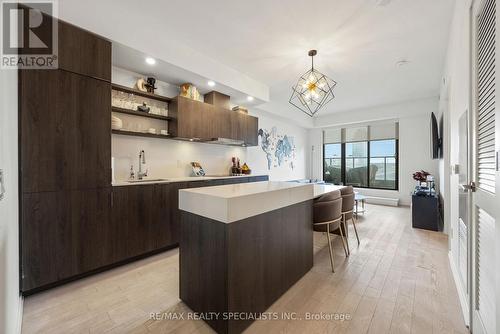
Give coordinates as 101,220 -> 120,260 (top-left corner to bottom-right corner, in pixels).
323,122 -> 399,190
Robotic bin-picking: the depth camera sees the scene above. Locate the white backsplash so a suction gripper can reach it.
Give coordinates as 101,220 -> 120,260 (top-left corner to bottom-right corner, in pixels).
112,136 -> 246,180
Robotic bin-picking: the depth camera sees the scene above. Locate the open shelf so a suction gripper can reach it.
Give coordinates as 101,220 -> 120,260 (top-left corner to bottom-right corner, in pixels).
112,83 -> 172,103
112,106 -> 173,121
112,129 -> 172,139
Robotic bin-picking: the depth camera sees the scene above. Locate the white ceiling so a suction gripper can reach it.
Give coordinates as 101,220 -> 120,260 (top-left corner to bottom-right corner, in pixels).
59,0 -> 454,122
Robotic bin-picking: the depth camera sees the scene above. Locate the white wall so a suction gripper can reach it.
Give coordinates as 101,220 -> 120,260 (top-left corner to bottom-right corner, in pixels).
439,0 -> 470,317
112,67 -> 308,181
439,0 -> 491,327
309,97 -> 440,208
246,109 -> 309,181
0,68 -> 21,333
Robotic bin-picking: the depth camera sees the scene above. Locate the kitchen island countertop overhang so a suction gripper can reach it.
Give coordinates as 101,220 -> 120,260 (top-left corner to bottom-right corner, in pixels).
179,181 -> 344,223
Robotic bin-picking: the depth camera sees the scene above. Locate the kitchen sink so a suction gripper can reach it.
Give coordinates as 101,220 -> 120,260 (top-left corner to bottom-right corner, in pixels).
126,178 -> 168,183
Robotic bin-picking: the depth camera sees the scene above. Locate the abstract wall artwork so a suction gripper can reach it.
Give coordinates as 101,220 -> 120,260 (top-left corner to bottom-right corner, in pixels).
258,127 -> 296,170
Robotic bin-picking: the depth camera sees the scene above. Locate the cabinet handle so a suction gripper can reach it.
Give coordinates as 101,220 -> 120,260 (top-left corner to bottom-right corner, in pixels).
110,191 -> 114,207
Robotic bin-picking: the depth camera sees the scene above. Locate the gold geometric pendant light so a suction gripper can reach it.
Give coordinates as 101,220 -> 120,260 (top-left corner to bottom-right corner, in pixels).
289,50 -> 337,117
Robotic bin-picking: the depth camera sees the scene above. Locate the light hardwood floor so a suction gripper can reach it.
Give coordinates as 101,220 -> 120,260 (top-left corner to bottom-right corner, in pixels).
22,204 -> 469,334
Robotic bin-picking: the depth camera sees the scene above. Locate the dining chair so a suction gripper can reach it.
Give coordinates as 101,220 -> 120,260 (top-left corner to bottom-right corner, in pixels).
313,190 -> 349,272
340,186 -> 360,254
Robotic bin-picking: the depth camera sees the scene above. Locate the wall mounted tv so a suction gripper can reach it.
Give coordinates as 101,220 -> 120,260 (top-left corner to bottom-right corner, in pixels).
430,112 -> 441,159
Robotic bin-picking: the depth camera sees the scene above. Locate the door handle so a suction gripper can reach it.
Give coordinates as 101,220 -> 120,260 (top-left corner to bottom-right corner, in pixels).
460,181 -> 476,192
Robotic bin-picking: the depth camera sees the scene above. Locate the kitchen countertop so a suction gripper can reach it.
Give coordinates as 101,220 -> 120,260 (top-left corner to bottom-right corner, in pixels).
112,174 -> 267,187
179,181 -> 344,223
313,184 -> 344,198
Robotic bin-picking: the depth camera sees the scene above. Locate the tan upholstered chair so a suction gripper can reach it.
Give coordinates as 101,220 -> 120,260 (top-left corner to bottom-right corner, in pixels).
340,186 -> 360,254
313,190 -> 349,272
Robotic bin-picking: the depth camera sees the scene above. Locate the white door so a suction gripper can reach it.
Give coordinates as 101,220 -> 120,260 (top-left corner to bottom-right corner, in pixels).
458,111 -> 471,324
471,0 -> 499,333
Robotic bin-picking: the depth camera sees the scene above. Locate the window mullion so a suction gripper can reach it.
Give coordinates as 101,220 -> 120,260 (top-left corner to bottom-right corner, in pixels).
341,143 -> 346,185
367,141 -> 370,188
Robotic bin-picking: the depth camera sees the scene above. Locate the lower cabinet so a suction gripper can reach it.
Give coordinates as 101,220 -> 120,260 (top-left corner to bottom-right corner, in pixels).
20,176 -> 269,293
169,182 -> 189,240
109,185 -> 154,261
110,184 -> 175,261
21,187 -> 111,292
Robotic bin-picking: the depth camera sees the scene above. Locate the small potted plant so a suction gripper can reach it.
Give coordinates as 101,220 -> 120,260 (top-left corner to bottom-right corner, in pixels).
413,170 -> 430,188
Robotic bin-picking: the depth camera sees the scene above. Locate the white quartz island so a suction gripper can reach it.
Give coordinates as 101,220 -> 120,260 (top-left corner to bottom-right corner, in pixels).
178,181 -> 343,334
179,181 -> 343,223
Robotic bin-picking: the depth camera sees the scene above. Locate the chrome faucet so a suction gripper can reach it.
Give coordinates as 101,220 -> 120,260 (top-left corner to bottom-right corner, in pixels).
138,150 -> 148,180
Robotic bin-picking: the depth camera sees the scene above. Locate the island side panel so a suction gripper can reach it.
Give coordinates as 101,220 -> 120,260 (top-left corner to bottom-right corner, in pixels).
179,212 -> 229,334
226,200 -> 314,334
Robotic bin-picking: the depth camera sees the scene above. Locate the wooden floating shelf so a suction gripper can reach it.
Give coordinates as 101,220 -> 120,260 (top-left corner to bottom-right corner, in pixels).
111,83 -> 172,103
112,129 -> 172,140
112,106 -> 173,121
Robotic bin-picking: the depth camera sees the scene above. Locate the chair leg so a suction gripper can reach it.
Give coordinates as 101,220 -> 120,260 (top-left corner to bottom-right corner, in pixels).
326,224 -> 335,273
352,216 -> 360,245
338,224 -> 349,257
343,213 -> 349,239
342,219 -> 350,255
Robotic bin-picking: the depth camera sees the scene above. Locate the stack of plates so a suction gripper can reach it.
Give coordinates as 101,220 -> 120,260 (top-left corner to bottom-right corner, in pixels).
111,116 -> 123,130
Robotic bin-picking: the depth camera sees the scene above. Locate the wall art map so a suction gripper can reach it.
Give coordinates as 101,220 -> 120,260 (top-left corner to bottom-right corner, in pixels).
258,127 -> 296,170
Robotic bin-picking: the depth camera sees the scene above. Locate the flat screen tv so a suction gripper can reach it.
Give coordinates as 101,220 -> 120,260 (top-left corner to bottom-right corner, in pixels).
430,112 -> 440,159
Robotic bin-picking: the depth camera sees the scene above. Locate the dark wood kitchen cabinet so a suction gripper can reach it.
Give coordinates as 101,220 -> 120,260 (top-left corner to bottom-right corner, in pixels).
20,176 -> 267,293
109,184 -> 177,262
169,96 -> 259,145
245,115 -> 259,146
57,20 -> 111,81
19,13 -> 113,294
169,96 -> 213,139
169,182 -> 189,233
19,69 -> 111,193
21,188 -> 111,292
229,112 -> 258,145
110,185 -> 155,260
212,107 -> 232,139
23,4 -> 111,81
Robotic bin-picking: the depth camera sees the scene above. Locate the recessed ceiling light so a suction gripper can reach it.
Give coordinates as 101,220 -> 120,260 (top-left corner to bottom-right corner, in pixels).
247,96 -> 254,102
145,57 -> 156,65
208,80 -> 216,87
396,59 -> 410,67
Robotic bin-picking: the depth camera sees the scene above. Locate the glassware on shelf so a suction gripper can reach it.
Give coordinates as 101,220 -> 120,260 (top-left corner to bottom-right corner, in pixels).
111,90 -> 118,107
124,93 -> 134,110
117,91 -> 127,108
153,101 -> 162,115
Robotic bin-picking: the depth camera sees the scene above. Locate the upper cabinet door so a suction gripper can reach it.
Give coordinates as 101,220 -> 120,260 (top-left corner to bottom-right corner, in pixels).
245,115 -> 259,146
230,112 -> 244,141
170,96 -> 214,139
213,107 -> 231,139
170,96 -> 259,144
58,20 -> 111,81
20,69 -> 111,193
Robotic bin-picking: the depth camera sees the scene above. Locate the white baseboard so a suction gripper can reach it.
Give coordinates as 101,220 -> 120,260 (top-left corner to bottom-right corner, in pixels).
364,196 -> 399,207
448,251 -> 470,327
16,295 -> 23,334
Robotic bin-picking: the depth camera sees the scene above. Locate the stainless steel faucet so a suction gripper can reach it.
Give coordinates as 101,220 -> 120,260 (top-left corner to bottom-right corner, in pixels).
138,150 -> 148,180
